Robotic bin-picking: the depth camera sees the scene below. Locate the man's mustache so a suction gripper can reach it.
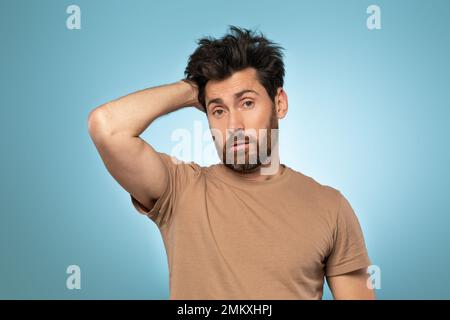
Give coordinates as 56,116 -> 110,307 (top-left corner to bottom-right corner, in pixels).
224,131 -> 258,147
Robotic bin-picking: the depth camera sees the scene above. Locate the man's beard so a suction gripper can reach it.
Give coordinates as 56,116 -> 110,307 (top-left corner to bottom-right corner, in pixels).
215,105 -> 279,173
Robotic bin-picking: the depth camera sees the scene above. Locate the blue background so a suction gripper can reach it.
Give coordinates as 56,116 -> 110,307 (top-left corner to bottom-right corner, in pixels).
1,0 -> 449,299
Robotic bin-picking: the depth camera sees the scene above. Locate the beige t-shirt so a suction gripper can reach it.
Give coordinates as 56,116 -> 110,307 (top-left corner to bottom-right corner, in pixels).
131,152 -> 371,300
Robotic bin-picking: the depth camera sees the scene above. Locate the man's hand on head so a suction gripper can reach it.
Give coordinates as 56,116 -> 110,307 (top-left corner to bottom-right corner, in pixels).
181,79 -> 206,113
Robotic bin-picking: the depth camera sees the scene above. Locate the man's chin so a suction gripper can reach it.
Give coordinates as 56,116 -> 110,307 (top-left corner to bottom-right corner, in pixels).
223,162 -> 261,173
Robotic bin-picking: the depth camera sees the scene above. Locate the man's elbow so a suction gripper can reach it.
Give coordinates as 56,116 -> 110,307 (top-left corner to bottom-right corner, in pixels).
87,105 -> 113,142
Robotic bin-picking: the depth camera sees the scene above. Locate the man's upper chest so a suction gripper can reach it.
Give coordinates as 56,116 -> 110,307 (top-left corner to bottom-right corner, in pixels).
170,180 -> 335,272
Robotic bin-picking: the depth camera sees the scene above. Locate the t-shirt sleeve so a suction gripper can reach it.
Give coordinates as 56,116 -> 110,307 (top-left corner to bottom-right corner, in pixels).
130,152 -> 201,228
325,192 -> 372,277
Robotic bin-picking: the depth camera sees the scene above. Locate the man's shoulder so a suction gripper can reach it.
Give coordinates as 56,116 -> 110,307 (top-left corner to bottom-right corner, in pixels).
157,152 -> 204,169
155,152 -> 207,182
287,166 -> 342,204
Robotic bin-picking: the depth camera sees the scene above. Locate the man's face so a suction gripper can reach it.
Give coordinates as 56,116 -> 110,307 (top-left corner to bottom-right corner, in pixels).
205,67 -> 284,173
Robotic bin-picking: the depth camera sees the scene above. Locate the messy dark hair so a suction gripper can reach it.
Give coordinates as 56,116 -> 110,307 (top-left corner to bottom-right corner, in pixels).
184,25 -> 285,112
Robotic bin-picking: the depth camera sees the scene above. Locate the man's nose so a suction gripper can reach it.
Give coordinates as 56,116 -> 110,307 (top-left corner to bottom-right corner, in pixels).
227,109 -> 244,131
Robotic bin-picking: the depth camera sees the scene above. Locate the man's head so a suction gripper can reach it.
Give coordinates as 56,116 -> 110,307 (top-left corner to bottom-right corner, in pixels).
184,26 -> 288,173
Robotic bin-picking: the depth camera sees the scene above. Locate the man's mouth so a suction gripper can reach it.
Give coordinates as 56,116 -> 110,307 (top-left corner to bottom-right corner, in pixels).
230,140 -> 250,151
233,141 -> 248,146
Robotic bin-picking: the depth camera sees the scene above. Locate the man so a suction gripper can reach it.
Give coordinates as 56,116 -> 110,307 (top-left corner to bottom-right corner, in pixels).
88,26 -> 374,300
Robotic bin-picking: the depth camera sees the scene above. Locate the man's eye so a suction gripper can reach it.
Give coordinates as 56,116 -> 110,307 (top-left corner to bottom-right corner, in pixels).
243,100 -> 254,108
213,109 -> 224,117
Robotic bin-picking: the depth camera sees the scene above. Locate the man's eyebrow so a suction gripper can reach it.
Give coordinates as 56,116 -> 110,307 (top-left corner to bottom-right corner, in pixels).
206,89 -> 259,108
234,89 -> 259,99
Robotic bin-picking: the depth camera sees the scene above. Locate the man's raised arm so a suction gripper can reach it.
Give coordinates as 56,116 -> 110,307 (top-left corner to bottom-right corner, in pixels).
87,80 -> 202,213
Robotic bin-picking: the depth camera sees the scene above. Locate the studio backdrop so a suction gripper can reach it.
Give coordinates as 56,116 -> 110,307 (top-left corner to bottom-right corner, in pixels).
1,0 -> 449,299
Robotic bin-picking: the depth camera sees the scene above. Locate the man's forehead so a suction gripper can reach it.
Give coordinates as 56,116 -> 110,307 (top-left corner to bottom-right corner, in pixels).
205,70 -> 261,102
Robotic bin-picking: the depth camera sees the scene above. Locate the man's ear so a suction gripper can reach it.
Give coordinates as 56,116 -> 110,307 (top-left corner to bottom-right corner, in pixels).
275,87 -> 288,119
